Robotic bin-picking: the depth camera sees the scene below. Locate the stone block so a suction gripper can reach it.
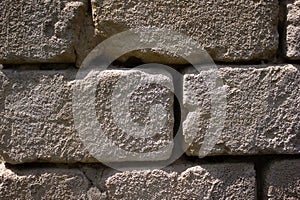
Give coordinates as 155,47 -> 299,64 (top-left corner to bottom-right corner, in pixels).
285,0 -> 300,59
0,0 -> 94,66
0,163 -> 90,199
73,68 -> 174,162
183,65 -> 300,156
104,162 -> 255,199
264,159 -> 300,199
91,0 -> 279,64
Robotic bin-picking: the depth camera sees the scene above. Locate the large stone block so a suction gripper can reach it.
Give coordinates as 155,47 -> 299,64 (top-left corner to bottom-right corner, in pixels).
91,0 -> 279,64
264,159 -> 300,199
0,70 -> 93,163
73,68 -> 174,162
183,65 -> 300,156
0,0 -> 94,65
0,163 -> 91,199
0,68 -> 174,163
285,0 -> 300,59
104,163 -> 255,199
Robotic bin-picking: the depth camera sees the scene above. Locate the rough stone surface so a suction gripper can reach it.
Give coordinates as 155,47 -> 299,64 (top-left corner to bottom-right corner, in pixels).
104,162 -> 255,199
105,169 -> 177,199
183,65 -> 300,156
0,162 -> 255,199
285,0 -> 300,60
92,0 -> 278,64
0,0 -> 95,66
0,163 -> 90,199
0,68 -> 173,163
0,70 -> 93,163
264,159 -> 300,199
73,69 -> 174,162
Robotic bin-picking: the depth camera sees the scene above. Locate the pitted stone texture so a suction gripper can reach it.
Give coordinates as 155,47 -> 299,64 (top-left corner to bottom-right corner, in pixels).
264,160 -> 300,199
0,162 -> 255,199
105,169 -> 178,199
0,69 -> 174,163
0,70 -> 94,163
104,163 -> 255,199
0,0 -> 94,65
175,163 -> 255,199
91,0 -> 278,64
87,187 -> 107,200
285,0 -> 300,60
0,163 -> 90,199
286,0 -> 300,60
183,65 -> 300,156
73,69 -> 174,162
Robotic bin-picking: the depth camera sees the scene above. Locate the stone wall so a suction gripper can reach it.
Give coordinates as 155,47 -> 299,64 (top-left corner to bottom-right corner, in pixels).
0,0 -> 299,199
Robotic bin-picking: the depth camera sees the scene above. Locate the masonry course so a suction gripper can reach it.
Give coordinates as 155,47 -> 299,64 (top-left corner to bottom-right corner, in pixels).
0,162 -> 255,199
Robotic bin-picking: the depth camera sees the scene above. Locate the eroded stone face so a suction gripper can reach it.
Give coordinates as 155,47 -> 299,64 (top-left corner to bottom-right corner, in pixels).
104,163 -> 255,199
0,70 -> 93,163
105,169 -> 177,199
264,159 -> 300,199
0,162 -> 255,199
285,0 -> 300,59
0,69 -> 174,163
73,69 -> 174,162
0,163 -> 90,199
183,65 -> 300,156
91,0 -> 279,64
0,0 -> 93,65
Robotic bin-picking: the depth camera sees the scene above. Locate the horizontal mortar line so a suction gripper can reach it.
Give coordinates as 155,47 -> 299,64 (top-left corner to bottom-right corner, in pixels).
1,63 -> 299,71
2,154 -> 299,169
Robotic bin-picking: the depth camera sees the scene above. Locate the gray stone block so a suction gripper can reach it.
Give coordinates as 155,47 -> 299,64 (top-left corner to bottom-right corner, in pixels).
264,159 -> 300,199
0,163 -> 90,199
285,0 -> 300,60
73,69 -> 174,162
104,163 -> 255,199
0,68 -> 174,163
0,70 -> 93,163
183,65 -> 300,156
91,0 -> 279,64
0,0 -> 94,65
